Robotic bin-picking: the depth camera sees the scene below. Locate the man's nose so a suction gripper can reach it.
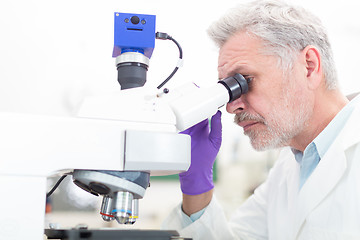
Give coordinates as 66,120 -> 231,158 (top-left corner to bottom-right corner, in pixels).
226,95 -> 247,114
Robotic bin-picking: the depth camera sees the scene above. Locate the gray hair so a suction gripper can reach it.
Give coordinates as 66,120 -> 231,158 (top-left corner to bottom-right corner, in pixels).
207,0 -> 338,90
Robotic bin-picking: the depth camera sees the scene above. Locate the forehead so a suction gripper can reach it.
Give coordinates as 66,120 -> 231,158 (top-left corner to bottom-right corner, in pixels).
218,32 -> 265,77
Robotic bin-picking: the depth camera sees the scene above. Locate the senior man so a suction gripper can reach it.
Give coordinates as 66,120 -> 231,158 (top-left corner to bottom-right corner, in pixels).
163,0 -> 360,239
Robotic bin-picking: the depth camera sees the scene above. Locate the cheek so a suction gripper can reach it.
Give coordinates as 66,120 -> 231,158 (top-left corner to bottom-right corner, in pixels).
249,95 -> 275,119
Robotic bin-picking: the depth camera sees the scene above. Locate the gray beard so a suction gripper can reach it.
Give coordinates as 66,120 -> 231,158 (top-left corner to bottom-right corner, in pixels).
234,94 -> 311,151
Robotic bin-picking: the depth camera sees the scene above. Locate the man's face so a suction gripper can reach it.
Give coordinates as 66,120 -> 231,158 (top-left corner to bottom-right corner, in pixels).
218,31 -> 312,151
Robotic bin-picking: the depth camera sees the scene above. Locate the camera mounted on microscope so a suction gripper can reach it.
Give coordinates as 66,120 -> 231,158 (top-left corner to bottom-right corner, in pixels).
112,12 -> 156,90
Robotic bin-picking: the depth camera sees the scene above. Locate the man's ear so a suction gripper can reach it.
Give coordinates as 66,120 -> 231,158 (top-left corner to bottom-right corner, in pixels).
301,45 -> 322,90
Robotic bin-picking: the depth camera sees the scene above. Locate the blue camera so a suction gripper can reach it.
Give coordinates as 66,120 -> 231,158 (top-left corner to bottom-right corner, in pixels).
112,12 -> 156,59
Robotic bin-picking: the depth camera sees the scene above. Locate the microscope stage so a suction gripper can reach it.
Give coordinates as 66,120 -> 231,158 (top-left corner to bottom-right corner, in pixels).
44,228 -> 191,240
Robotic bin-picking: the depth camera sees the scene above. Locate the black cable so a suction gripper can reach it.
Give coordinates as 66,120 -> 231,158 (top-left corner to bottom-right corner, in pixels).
155,32 -> 183,89
46,175 -> 67,198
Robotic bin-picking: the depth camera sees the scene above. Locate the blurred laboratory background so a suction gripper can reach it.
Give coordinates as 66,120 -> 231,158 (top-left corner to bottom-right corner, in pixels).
1,0 -> 360,230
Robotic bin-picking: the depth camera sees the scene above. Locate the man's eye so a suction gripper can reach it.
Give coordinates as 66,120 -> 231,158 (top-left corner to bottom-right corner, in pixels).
243,75 -> 253,84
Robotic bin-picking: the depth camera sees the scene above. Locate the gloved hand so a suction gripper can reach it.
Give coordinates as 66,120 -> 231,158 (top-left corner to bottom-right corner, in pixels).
179,110 -> 222,195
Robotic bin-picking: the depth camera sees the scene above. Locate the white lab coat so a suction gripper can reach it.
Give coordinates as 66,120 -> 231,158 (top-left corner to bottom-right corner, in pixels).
163,96 -> 360,240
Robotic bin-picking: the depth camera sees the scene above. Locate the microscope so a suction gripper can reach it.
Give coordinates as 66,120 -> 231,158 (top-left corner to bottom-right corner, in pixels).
0,12 -> 248,240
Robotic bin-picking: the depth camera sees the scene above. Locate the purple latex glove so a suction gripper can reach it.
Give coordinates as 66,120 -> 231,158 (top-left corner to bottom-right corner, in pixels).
179,110 -> 222,195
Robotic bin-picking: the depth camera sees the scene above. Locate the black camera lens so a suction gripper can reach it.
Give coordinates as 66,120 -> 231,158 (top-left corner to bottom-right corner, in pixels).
130,16 -> 140,24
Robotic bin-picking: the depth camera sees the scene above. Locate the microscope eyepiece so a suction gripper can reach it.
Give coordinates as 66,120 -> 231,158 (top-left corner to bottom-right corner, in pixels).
218,73 -> 249,103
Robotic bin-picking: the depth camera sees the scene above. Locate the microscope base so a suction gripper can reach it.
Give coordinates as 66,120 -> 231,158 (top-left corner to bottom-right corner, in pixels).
44,228 -> 192,240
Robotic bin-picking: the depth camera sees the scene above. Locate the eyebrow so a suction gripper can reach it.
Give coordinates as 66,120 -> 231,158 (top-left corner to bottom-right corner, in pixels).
218,65 -> 253,80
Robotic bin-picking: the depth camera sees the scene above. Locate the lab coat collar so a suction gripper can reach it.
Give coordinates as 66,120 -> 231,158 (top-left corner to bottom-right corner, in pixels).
291,103 -> 360,239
